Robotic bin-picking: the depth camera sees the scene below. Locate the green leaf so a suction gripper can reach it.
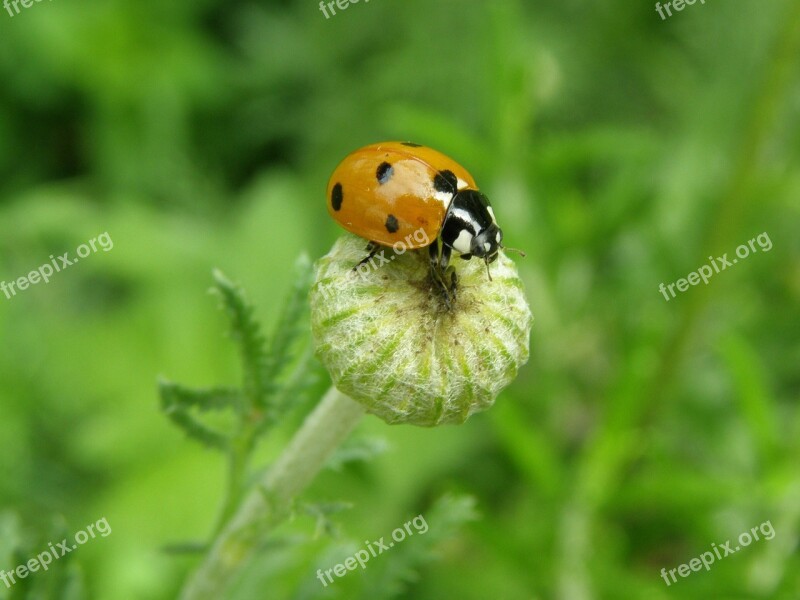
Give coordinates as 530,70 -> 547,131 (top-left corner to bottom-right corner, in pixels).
262,255 -> 314,395
257,346 -> 321,435
159,379 -> 232,450
212,269 -> 270,411
0,514 -> 88,600
158,379 -> 241,412
361,494 -> 478,599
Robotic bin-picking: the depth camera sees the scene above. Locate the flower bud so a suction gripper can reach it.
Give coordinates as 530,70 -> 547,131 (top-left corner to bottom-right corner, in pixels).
310,234 -> 532,426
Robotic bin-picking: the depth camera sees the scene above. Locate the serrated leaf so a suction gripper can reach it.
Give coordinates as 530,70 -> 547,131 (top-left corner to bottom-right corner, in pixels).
261,255 -> 313,395
212,269 -> 269,411
162,407 -> 230,450
158,379 -> 241,412
361,494 -> 478,599
159,379 -> 236,450
296,494 -> 478,600
257,345 -> 320,435
0,514 -> 90,600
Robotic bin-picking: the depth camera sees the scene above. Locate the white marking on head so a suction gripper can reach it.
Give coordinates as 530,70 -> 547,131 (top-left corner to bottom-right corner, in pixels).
484,242 -> 491,252
496,231 -> 501,243
452,230 -> 473,255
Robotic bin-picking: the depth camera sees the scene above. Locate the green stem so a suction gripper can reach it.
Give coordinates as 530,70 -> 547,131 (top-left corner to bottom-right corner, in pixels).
214,425 -> 255,535
179,386 -> 366,600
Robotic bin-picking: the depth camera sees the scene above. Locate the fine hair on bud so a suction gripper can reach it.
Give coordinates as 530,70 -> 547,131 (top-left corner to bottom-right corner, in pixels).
310,234 -> 532,426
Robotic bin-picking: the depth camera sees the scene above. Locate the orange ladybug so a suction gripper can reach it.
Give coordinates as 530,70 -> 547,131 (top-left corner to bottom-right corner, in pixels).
327,141 -> 518,292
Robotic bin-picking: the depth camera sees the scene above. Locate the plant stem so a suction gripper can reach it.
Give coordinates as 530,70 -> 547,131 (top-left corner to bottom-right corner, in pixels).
214,425 -> 255,536
179,386 -> 366,600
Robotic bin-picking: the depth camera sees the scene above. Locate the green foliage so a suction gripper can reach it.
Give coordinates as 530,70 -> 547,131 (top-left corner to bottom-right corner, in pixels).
159,257 -> 314,448
159,382 -> 238,450
210,269 -> 272,412
0,514 -> 85,600
1,0 -> 799,598
293,494 -> 478,600
158,258 -> 317,542
358,494 -> 478,600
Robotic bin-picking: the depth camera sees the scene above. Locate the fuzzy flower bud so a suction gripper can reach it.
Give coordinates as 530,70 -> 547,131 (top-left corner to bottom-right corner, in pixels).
310,234 -> 532,427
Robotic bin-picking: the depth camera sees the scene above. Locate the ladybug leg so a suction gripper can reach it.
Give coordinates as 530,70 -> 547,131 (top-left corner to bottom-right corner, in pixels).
446,265 -> 458,291
427,241 -> 451,271
428,242 -> 457,306
428,241 -> 440,271
427,241 -> 450,278
438,245 -> 458,291
353,242 -> 380,271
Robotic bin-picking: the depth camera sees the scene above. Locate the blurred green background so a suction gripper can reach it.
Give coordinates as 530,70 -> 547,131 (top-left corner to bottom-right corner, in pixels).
1,0 -> 799,598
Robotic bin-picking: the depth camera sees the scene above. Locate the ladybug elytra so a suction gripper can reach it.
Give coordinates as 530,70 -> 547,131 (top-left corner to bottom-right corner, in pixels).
327,141 -> 520,297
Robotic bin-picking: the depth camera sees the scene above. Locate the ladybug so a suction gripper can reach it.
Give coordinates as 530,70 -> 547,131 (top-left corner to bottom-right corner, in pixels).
327,141 -> 520,295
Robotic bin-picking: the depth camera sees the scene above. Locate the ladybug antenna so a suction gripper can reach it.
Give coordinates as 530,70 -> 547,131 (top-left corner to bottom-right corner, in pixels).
501,245 -> 526,257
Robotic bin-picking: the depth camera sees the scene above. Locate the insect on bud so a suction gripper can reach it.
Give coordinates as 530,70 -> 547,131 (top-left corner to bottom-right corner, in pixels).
310,234 -> 533,426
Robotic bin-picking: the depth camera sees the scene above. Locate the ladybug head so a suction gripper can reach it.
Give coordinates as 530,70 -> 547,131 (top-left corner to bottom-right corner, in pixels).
442,190 -> 502,260
441,190 -> 523,281
470,223 -> 502,262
